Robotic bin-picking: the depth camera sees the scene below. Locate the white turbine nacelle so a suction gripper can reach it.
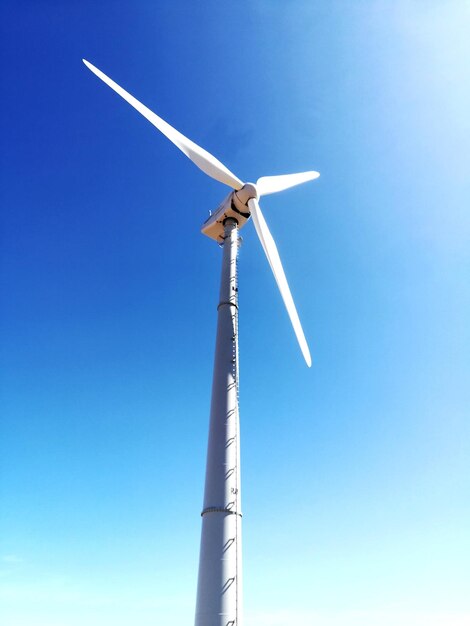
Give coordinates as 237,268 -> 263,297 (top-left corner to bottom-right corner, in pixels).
201,183 -> 258,242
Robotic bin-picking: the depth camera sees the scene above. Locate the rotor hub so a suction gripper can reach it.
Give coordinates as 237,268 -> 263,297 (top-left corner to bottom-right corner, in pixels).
234,183 -> 258,207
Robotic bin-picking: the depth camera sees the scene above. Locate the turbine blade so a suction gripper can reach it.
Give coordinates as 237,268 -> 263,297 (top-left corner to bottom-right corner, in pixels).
82,59 -> 244,190
248,198 -> 312,367
256,171 -> 320,196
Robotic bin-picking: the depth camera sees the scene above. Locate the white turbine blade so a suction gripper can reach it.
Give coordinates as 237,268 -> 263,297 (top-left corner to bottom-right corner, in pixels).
83,59 -> 244,190
256,171 -> 320,196
248,198 -> 312,367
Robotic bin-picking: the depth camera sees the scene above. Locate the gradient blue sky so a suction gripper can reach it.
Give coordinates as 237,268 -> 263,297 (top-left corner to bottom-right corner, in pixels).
1,2 -> 469,625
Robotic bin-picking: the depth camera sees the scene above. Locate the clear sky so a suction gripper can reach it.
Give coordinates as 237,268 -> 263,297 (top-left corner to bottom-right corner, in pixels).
1,2 -> 469,625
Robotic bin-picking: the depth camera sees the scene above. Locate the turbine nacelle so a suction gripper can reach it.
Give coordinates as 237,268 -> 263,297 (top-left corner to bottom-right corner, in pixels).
201,183 -> 258,243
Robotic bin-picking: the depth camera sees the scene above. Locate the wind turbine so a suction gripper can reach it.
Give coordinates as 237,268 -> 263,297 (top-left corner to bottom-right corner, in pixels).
83,59 -> 319,626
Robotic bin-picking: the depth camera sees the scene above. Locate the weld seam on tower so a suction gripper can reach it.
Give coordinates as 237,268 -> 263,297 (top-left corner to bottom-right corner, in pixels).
200,507 -> 242,517
217,301 -> 239,311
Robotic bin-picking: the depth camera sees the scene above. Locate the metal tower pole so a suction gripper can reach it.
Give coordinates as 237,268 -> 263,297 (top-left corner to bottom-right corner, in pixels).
195,218 -> 242,626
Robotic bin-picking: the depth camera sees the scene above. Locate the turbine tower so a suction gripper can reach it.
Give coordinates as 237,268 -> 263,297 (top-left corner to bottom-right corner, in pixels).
195,217 -> 242,626
83,59 -> 319,626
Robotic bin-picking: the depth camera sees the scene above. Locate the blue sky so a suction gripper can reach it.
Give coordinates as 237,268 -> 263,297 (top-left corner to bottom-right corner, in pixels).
1,2 -> 469,625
